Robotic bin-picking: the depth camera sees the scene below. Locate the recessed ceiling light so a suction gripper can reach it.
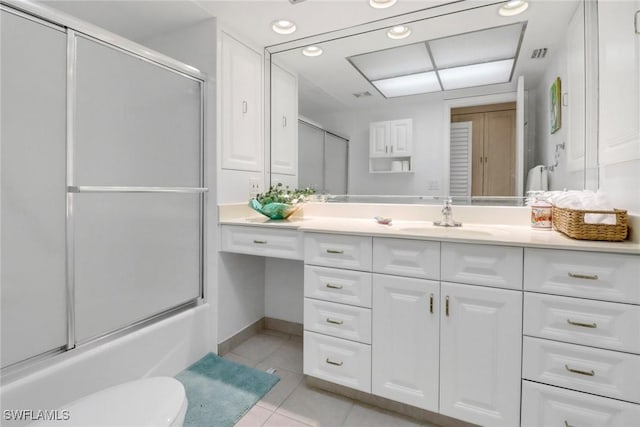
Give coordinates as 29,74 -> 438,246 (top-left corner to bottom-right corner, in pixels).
302,46 -> 323,57
387,25 -> 411,40
271,19 -> 297,35
369,0 -> 397,9
498,0 -> 529,17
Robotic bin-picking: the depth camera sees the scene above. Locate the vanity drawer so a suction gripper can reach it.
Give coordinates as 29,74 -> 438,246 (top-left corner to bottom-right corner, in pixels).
304,298 -> 371,344
523,336 -> 640,403
220,225 -> 302,260
524,293 -> 640,354
304,233 -> 372,271
373,237 -> 440,280
304,265 -> 372,308
524,248 -> 640,304
441,242 -> 523,290
303,331 -> 371,393
521,380 -> 640,427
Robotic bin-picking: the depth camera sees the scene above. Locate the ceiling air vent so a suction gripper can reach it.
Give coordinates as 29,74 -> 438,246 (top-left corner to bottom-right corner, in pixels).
353,91 -> 373,98
531,48 -> 548,59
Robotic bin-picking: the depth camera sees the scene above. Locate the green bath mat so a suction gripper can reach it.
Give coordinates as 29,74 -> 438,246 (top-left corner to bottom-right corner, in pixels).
176,353 -> 279,427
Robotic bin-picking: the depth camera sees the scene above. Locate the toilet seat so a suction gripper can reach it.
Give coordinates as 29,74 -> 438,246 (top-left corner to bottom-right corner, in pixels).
29,377 -> 187,427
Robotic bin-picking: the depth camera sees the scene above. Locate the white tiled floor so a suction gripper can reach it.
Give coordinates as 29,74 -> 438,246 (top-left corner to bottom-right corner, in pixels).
225,330 -> 436,427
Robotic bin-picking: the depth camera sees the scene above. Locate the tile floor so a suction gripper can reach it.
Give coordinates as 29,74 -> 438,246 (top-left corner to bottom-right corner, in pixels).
224,330 -> 438,427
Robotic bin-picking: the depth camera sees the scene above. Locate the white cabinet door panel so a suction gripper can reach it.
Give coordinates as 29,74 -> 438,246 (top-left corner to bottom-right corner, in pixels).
369,121 -> 390,157
523,336 -> 640,404
390,119 -> 412,155
271,64 -> 298,176
524,293 -> 640,354
440,282 -> 522,427
442,242 -> 523,290
373,238 -> 439,280
522,380 -> 640,427
524,248 -> 640,304
372,275 -> 439,411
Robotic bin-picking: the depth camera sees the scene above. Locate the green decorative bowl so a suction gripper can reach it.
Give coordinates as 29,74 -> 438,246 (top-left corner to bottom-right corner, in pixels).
249,199 -> 303,220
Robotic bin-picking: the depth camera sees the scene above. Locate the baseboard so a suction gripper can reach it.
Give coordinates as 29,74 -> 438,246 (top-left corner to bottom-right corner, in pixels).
305,377 -> 478,427
217,317 -> 302,355
264,317 -> 303,337
217,318 -> 264,356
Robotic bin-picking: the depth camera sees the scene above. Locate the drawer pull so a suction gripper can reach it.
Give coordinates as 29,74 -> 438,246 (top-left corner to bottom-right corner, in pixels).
567,319 -> 597,328
326,358 -> 343,366
253,240 -> 267,244
326,283 -> 343,289
565,364 -> 595,376
326,249 -> 344,254
429,293 -> 434,314
445,296 -> 450,317
326,318 -> 344,325
564,421 -> 574,427
568,272 -> 599,280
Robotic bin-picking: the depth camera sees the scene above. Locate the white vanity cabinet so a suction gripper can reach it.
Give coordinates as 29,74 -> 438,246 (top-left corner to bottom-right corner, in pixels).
522,248 -> 640,425
220,32 -> 263,172
303,233 -> 373,392
271,63 -> 298,176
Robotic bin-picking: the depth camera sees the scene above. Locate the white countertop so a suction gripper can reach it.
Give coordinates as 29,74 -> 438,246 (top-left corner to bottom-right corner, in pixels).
220,215 -> 640,255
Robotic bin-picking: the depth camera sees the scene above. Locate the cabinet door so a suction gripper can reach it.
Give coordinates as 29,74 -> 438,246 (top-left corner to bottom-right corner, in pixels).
483,109 -> 516,196
598,1 -> 640,166
440,282 -> 522,427
389,119 -> 412,155
1,10 -> 68,367
372,275 -> 439,411
271,64 -> 298,176
221,33 -> 263,172
369,121 -> 390,157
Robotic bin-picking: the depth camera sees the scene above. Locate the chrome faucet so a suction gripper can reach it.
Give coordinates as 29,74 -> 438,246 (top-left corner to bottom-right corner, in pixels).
434,198 -> 462,227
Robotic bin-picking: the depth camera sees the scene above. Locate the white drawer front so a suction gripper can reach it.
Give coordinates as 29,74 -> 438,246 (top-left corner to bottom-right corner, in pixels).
523,336 -> 640,403
304,265 -> 372,308
304,233 -> 372,271
524,293 -> 640,354
441,243 -> 523,290
524,248 -> 640,304
220,225 -> 302,260
522,380 -> 640,427
304,299 -> 371,344
303,331 -> 371,392
373,238 -> 440,280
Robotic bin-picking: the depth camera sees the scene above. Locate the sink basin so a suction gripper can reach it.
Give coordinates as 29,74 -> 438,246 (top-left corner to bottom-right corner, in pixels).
396,225 -> 508,238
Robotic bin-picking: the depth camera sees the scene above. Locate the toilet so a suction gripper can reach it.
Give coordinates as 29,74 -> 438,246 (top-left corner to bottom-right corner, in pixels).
29,377 -> 188,427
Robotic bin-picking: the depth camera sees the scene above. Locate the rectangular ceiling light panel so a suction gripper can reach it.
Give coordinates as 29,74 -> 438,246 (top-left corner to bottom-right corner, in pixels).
372,71 -> 441,98
429,23 -> 524,69
438,59 -> 514,91
349,43 -> 433,81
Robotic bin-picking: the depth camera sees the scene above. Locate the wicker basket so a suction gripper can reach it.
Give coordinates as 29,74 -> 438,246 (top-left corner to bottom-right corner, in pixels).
552,206 -> 628,241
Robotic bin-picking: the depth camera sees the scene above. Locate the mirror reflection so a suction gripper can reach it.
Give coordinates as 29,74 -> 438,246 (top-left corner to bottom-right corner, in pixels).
268,0 -> 589,204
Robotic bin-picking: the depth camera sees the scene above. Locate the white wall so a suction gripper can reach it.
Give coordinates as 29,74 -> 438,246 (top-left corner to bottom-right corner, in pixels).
265,259 -> 304,323
310,94 -> 447,196
532,2 -> 585,192
217,253 -> 266,341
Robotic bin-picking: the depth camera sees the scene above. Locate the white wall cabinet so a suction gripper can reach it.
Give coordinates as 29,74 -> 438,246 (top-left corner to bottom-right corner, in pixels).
369,119 -> 413,173
221,32 -> 263,172
372,274 -> 439,411
598,0 -> 640,165
439,282 -> 522,427
271,63 -> 298,176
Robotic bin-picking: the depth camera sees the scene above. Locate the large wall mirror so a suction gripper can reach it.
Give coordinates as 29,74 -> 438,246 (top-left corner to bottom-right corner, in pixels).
266,0 -> 597,205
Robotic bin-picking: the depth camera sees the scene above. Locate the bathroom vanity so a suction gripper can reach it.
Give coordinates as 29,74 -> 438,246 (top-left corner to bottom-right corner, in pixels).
219,204 -> 640,427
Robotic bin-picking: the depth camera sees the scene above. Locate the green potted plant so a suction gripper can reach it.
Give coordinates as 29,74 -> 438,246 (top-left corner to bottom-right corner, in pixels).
250,183 -> 316,220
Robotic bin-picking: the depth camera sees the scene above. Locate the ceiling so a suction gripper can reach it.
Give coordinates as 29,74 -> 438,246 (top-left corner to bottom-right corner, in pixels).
35,0 -> 453,47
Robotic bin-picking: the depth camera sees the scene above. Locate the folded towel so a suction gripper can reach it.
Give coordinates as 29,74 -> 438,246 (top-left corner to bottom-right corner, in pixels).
540,190 -> 617,224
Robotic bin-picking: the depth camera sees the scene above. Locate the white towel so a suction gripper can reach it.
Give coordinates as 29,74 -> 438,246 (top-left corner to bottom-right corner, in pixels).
526,165 -> 548,192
